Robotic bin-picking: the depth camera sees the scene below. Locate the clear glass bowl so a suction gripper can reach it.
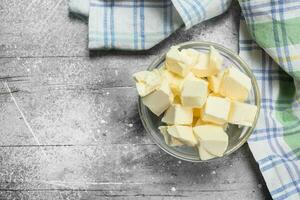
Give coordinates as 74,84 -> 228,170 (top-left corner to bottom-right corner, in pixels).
138,41 -> 261,162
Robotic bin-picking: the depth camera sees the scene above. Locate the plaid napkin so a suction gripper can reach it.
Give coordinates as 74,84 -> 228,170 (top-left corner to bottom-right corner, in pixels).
69,0 -> 300,199
239,1 -> 300,199
68,0 -> 232,50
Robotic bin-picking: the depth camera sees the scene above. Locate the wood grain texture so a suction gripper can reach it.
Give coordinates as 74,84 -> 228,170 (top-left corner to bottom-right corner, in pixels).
0,0 -> 272,199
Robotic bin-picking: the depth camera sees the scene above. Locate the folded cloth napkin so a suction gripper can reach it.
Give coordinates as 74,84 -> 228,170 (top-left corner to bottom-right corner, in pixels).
239,1 -> 300,199
69,0 -> 300,199
69,0 -> 232,50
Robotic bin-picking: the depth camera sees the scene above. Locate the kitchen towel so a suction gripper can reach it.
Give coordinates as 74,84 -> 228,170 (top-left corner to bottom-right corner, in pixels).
239,1 -> 300,199
69,0 -> 232,49
69,0 -> 300,199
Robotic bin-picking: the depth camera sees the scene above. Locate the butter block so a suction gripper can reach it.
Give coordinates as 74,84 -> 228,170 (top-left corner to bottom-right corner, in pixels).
158,126 -> 184,146
162,69 -> 183,96
191,47 -> 222,78
208,71 -> 224,94
165,47 -> 191,77
167,125 -> 198,146
228,101 -> 258,126
193,108 -> 202,118
133,70 -> 162,97
181,75 -> 208,108
142,80 -> 173,116
197,144 -> 216,160
209,46 -> 223,73
162,104 -> 193,125
194,118 -> 205,126
219,67 -> 252,101
181,48 -> 200,67
158,126 -> 171,145
202,96 -> 230,125
170,137 -> 185,147
193,125 -> 228,156
191,53 -> 210,77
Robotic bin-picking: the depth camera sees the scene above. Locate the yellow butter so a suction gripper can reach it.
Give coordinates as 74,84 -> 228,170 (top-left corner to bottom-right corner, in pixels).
142,80 -> 173,116
202,96 -> 231,125
165,46 -> 191,77
181,75 -> 208,108
228,101 -> 258,126
159,126 -> 185,146
191,53 -> 210,77
193,108 -> 202,118
158,126 -> 171,145
219,67 -> 252,101
208,70 -> 224,94
181,48 -> 200,67
132,70 -> 162,97
162,104 -> 193,125
194,117 -> 206,127
161,69 -> 183,96
209,46 -> 223,73
167,125 -> 198,146
193,124 -> 228,156
191,46 -> 222,78
169,137 -> 185,147
197,144 -> 216,160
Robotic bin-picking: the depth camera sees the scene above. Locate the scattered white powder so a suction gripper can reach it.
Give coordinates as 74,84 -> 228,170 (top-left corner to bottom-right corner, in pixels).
128,123 -> 133,127
211,170 -> 216,175
106,92 -> 110,95
100,120 -> 106,124
171,187 -> 176,192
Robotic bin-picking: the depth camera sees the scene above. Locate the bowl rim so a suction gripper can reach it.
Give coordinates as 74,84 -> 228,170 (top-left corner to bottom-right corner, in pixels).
138,40 -> 261,162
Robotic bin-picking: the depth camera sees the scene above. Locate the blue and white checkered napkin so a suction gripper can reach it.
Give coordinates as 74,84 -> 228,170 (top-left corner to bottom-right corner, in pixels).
69,1 -> 300,199
69,0 -> 231,50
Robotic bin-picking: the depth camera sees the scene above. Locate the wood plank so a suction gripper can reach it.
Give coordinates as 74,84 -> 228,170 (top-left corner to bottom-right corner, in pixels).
0,86 -> 149,146
0,145 -> 271,199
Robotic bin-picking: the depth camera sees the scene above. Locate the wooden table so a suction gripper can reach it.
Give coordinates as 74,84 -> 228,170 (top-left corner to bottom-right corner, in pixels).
0,1 -> 272,199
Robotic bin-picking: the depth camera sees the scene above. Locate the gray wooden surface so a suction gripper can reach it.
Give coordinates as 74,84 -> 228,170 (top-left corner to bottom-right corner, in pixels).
0,1 -> 272,199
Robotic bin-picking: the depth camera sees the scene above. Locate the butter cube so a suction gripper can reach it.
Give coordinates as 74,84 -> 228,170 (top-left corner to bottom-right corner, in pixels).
191,53 -> 210,77
209,46 -> 223,72
193,125 -> 228,156
194,118 -> 205,127
159,126 -> 184,146
165,47 -> 191,77
228,101 -> 258,126
192,47 -> 222,78
219,67 -> 252,101
193,108 -> 202,118
181,75 -> 208,108
162,104 -> 193,125
181,48 -> 200,67
167,125 -> 198,146
202,96 -> 231,125
142,80 -> 173,116
162,69 -> 183,96
133,70 -> 162,97
170,137 -> 185,147
158,126 -> 171,145
208,71 -> 224,94
197,144 -> 216,160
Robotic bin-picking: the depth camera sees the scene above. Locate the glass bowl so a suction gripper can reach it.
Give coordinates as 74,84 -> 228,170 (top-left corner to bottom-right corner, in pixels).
138,41 -> 261,162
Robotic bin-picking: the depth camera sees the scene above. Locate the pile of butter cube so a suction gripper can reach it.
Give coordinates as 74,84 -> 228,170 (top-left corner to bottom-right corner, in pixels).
133,46 -> 258,160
